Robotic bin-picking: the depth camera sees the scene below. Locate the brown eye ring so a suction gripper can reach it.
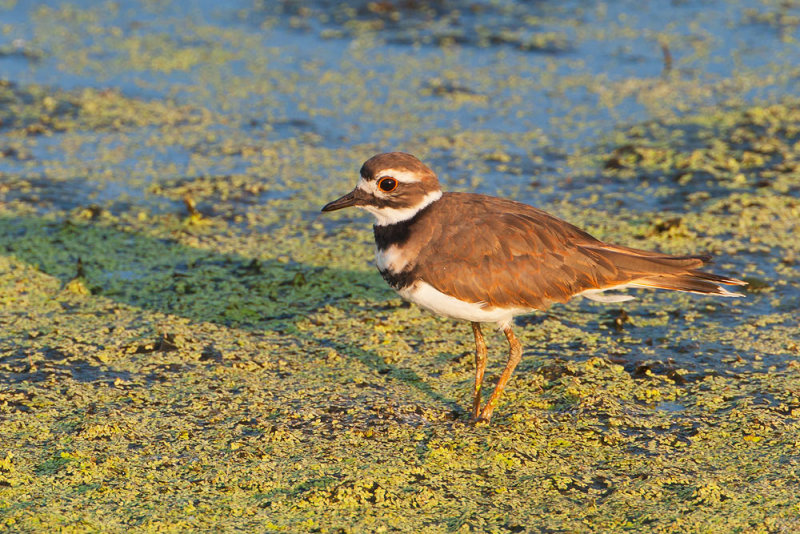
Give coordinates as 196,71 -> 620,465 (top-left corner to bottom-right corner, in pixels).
377,177 -> 398,192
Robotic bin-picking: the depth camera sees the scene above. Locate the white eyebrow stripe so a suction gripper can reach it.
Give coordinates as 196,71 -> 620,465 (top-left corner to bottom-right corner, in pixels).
377,169 -> 421,183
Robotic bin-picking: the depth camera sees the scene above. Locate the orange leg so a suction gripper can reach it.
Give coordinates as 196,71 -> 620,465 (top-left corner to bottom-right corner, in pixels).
477,325 -> 523,422
471,322 -> 488,420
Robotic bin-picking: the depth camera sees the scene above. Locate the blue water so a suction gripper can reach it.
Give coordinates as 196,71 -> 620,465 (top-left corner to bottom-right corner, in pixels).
3,0 -> 797,153
0,0 -> 797,212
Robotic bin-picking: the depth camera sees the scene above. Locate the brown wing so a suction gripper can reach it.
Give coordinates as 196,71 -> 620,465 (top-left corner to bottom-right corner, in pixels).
413,194 -> 744,310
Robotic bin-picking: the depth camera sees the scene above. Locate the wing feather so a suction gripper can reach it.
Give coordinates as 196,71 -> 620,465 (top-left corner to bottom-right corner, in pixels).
411,193 -> 744,310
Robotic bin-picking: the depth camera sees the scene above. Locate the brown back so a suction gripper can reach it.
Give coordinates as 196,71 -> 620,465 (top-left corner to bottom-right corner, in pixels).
403,193 -> 742,310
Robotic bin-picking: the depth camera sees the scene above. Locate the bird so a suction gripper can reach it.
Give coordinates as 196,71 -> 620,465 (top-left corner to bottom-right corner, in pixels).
321,152 -> 746,422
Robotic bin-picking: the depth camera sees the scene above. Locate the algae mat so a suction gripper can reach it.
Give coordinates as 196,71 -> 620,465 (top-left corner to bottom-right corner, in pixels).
2,1 -> 800,532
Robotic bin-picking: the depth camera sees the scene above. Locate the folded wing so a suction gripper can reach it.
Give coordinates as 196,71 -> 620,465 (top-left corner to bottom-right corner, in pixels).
415,197 -> 745,310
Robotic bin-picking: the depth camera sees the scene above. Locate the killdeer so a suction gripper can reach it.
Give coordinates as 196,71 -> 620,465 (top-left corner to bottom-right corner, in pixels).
322,152 -> 745,422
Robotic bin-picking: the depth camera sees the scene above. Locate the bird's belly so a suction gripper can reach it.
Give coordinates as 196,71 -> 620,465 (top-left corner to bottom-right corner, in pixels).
397,281 -> 528,327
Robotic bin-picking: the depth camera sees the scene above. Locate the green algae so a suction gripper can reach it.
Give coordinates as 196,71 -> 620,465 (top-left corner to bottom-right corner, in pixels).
2,98 -> 800,532
2,1 -> 800,532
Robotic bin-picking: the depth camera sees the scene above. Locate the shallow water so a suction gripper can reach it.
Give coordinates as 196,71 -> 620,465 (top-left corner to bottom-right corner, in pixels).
0,0 -> 797,372
3,1 -> 798,197
1,1 -> 799,531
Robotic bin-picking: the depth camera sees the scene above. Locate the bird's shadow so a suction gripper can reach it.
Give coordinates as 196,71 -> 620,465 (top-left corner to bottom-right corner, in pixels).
0,213 -> 462,413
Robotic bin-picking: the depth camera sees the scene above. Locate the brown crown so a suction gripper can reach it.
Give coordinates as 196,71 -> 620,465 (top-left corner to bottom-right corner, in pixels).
360,152 -> 439,184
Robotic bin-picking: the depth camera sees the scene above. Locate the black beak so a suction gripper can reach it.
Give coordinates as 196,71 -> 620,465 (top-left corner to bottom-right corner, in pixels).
321,189 -> 360,212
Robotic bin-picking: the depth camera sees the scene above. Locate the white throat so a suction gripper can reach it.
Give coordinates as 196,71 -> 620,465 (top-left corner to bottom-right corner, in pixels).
360,190 -> 442,226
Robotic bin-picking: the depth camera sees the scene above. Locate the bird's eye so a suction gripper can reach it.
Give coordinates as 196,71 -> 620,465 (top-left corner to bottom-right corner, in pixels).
377,177 -> 398,192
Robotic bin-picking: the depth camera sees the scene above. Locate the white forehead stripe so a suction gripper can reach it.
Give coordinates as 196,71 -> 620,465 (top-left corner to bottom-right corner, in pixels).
357,178 -> 376,194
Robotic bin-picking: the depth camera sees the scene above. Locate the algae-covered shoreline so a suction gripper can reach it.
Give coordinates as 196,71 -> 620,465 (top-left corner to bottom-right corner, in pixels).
2,1 -> 800,532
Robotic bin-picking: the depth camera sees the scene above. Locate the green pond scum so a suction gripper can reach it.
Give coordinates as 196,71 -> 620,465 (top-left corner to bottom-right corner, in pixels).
1,1 -> 800,532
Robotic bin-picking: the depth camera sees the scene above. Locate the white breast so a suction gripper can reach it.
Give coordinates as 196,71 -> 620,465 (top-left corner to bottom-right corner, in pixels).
375,245 -> 410,273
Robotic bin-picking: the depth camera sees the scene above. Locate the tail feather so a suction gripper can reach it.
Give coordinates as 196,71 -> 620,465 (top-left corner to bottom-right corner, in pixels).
597,242 -> 713,263
632,271 -> 746,297
578,243 -> 746,300
581,244 -> 708,274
